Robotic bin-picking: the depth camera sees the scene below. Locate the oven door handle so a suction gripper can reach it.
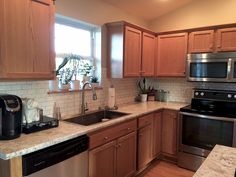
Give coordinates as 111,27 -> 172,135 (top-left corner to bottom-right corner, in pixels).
179,111 -> 236,122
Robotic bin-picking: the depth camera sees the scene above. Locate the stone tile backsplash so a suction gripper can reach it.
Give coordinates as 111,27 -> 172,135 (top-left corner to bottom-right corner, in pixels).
0,68 -> 138,118
1,69 -> 236,118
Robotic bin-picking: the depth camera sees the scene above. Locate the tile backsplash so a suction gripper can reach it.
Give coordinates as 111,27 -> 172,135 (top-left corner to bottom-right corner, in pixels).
0,68 -> 138,118
152,78 -> 236,103
1,69 -> 236,118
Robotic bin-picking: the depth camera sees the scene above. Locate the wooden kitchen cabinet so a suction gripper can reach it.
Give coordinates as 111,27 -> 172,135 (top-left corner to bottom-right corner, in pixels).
156,33 -> 188,77
161,110 -> 178,156
89,120 -> 137,177
141,32 -> 156,76
106,22 -> 156,78
152,112 -> 162,158
0,0 -> 55,80
188,30 -> 214,53
89,141 -> 116,177
138,114 -> 153,170
124,26 -> 142,77
116,132 -> 137,177
216,27 -> 236,52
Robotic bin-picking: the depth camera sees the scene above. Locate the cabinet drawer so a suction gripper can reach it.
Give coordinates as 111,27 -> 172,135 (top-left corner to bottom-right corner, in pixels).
89,119 -> 137,149
138,114 -> 153,128
163,110 -> 177,119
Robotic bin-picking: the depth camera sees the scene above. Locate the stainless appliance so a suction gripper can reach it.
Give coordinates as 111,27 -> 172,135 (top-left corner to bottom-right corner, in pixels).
23,135 -> 88,177
187,52 -> 236,82
0,94 -> 22,140
178,89 -> 236,171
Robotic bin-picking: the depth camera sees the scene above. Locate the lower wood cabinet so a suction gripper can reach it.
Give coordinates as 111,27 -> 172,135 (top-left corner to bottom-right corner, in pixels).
116,132 -> 137,177
138,114 -> 153,170
161,110 -> 178,156
89,141 -> 116,177
152,112 -> 162,158
89,131 -> 136,177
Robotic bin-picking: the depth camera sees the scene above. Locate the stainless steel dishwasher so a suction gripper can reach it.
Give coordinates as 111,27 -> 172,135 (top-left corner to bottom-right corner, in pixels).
22,135 -> 88,177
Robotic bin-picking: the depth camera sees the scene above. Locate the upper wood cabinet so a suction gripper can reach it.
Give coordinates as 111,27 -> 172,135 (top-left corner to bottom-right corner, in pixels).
188,30 -> 214,53
216,27 -> 236,52
124,26 -> 142,77
106,22 -> 156,78
156,33 -> 188,77
161,110 -> 178,156
142,32 -> 156,76
189,27 -> 236,53
0,0 -> 55,80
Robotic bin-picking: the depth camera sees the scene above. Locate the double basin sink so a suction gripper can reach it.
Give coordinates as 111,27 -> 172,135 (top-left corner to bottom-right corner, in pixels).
64,110 -> 130,126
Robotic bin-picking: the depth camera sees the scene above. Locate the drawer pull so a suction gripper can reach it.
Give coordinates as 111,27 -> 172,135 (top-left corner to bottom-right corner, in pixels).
127,128 -> 130,131
104,137 -> 109,140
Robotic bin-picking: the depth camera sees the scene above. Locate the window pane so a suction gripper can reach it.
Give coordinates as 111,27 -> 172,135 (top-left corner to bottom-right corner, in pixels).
55,23 -> 91,56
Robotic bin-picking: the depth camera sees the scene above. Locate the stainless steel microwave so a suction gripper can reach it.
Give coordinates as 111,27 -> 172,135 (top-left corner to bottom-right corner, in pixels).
187,52 -> 236,82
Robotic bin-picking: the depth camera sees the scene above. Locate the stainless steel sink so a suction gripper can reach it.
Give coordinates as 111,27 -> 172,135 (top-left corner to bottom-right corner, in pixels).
64,110 -> 130,126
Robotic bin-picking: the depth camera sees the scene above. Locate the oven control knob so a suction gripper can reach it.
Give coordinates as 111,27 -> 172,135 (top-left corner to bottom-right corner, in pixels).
234,95 -> 236,99
200,92 -> 204,96
228,94 -> 232,98
195,92 -> 199,96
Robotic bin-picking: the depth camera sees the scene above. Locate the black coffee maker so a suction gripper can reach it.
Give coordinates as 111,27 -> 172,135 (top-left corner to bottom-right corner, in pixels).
0,94 -> 22,140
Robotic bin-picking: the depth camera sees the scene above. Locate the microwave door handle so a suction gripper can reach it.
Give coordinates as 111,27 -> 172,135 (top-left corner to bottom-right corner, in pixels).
227,58 -> 233,80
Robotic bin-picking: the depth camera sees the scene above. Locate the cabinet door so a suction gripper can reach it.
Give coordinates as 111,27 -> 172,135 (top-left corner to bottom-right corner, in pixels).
157,33 -> 188,77
89,141 -> 116,177
188,30 -> 214,53
2,0 -> 33,77
117,132 -> 137,177
124,26 -> 142,77
29,0 -> 55,79
162,110 -> 177,156
216,27 -> 236,52
152,112 -> 162,158
142,32 -> 155,77
0,0 -> 54,79
138,124 -> 152,170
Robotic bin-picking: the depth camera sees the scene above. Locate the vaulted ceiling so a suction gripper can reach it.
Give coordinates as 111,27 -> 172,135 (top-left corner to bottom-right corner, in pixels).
99,0 -> 194,21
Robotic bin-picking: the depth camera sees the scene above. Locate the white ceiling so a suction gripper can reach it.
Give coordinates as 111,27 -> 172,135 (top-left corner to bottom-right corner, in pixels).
100,0 -> 194,21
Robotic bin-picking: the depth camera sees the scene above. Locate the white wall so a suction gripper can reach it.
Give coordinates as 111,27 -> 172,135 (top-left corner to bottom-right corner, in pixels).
149,0 -> 236,32
56,0 -> 148,28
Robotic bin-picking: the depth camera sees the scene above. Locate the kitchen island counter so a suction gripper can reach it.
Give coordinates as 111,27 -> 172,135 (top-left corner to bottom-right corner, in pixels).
194,145 -> 236,177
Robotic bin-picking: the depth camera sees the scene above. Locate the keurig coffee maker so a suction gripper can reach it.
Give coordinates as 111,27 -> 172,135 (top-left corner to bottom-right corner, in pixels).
0,94 -> 22,140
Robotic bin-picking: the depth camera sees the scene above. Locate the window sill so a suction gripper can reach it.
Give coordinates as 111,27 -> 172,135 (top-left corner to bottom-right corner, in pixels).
47,86 -> 103,94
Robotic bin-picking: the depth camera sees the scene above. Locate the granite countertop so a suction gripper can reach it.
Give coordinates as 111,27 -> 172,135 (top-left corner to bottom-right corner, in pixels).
194,145 -> 236,177
0,101 -> 187,160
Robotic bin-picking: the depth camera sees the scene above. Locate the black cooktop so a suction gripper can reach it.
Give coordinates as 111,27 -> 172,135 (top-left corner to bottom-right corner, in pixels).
180,89 -> 236,118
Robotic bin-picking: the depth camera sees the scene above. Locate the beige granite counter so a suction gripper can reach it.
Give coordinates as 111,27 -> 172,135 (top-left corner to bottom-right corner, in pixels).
0,101 -> 187,160
194,145 -> 236,177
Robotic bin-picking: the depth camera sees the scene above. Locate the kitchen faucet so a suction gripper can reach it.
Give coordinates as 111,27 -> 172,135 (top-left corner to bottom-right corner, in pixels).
81,82 -> 97,114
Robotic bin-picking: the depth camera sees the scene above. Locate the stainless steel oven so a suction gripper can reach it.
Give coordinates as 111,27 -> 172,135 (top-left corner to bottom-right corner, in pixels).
178,89 -> 236,171
187,52 -> 236,82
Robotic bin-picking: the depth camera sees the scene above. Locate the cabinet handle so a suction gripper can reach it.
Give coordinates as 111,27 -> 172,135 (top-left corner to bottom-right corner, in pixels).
104,137 -> 109,140
127,128 -> 130,131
